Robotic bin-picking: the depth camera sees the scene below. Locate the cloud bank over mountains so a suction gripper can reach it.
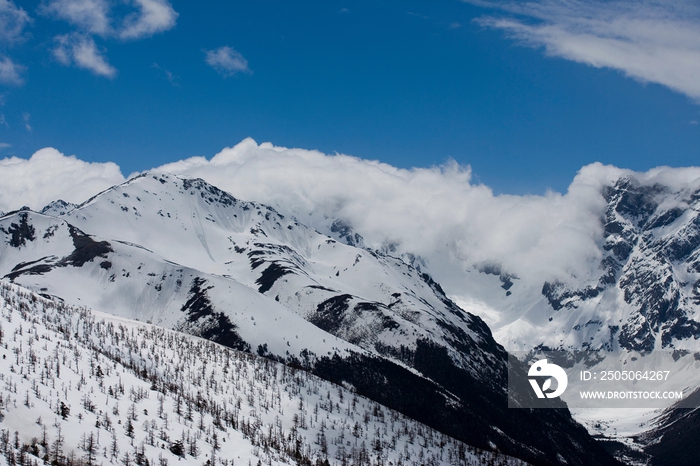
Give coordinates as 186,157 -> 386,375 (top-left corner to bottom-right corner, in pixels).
156,139 -> 608,285
4,140 -> 700,313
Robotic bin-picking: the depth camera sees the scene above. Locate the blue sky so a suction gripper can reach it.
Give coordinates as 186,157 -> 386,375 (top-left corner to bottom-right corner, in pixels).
1,0 -> 699,194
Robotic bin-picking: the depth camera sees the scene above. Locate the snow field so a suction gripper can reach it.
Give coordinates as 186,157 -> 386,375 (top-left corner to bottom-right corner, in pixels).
0,281 -> 526,466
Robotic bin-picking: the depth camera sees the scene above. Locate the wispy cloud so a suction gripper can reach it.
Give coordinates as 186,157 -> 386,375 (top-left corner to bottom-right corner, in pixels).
469,0 -> 700,102
41,0 -> 177,77
0,0 -> 31,43
0,1 -> 30,84
406,11 -> 430,21
205,46 -> 251,77
152,62 -> 179,87
119,0 -> 178,40
22,112 -> 29,131
53,33 -> 116,78
42,0 -> 177,39
0,56 -> 24,85
41,0 -> 111,36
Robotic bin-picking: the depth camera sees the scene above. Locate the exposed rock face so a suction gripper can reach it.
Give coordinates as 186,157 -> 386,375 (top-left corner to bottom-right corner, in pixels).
537,176 -> 700,352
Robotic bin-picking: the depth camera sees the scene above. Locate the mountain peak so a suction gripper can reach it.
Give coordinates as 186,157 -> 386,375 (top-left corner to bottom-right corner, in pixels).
41,199 -> 77,216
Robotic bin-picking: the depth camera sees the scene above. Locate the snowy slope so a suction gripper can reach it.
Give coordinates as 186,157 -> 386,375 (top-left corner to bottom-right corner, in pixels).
0,209 -> 359,363
0,281 -> 529,466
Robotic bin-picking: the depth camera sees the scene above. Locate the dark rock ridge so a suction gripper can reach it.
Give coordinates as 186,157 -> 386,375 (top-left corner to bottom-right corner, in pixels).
40,199 -> 77,216
638,388 -> 700,466
176,277 -> 251,352
330,219 -> 365,248
478,262 -> 519,295
1,211 -> 36,247
541,176 -> 700,351
3,213 -> 114,281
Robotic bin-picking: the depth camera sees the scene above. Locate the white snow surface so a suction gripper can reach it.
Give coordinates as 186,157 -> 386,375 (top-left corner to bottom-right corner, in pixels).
0,209 -> 361,365
0,281 -> 528,466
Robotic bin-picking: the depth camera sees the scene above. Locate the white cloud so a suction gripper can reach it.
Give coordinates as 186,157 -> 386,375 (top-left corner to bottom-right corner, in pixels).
0,55 -> 24,85
41,0 -> 177,78
41,0 -> 111,36
21,112 -> 29,131
0,0 -> 31,43
42,0 -> 178,78
41,0 -> 178,40
119,0 -> 177,40
470,0 -> 700,102
205,46 -> 251,76
53,33 -> 116,77
0,147 -> 125,212
154,139 -> 609,285
42,0 -> 177,39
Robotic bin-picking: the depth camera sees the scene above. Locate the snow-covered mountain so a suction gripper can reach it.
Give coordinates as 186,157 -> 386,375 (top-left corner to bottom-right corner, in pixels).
0,173 -> 620,466
54,173 -> 499,379
449,174 -> 700,355
0,208 -> 359,360
0,280 -> 529,466
488,174 -> 700,456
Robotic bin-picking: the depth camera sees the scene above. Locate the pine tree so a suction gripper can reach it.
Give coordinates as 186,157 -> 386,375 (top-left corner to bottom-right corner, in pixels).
110,433 -> 119,461
81,432 -> 97,466
59,402 -> 70,420
126,419 -> 135,439
168,440 -> 184,458
50,426 -> 64,466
